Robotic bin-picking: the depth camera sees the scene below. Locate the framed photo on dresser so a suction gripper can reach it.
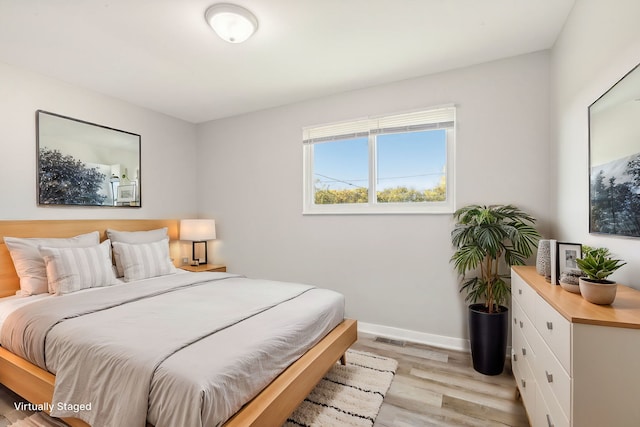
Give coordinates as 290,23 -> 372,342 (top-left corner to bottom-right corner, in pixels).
556,241 -> 582,279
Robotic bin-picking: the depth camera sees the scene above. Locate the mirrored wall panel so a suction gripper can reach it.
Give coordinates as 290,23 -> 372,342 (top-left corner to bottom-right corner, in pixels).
36,110 -> 141,207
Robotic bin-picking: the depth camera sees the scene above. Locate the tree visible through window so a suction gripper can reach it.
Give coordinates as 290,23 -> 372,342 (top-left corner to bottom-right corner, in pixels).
303,107 -> 455,214
313,137 -> 369,204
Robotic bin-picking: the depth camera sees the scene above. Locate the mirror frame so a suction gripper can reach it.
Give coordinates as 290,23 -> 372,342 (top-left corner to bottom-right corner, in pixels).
588,62 -> 640,237
36,110 -> 142,208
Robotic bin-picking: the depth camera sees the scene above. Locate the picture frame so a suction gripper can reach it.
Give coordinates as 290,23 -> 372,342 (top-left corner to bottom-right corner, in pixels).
117,184 -> 136,203
588,62 -> 640,237
37,110 -> 141,208
556,242 -> 582,281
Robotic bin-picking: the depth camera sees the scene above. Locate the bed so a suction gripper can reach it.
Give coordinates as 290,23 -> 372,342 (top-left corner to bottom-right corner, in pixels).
0,219 -> 357,427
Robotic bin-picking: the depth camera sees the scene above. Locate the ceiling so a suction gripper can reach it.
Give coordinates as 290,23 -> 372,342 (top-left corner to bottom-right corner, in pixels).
0,1 -> 575,124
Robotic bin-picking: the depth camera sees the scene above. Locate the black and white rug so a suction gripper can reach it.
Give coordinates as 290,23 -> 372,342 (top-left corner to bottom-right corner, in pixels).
0,350 -> 397,427
284,350 -> 398,427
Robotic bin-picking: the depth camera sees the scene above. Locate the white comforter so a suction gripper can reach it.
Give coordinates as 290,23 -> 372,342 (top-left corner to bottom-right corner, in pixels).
0,272 -> 345,427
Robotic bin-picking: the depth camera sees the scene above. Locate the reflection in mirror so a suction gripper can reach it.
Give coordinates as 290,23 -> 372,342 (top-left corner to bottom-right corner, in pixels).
36,110 -> 141,207
589,63 -> 640,237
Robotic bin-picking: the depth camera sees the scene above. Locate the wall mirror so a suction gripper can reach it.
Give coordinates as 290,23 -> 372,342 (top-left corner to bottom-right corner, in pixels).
37,110 -> 141,207
589,63 -> 640,237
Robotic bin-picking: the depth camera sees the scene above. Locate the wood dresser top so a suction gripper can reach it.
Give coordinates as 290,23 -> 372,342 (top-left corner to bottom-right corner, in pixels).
513,265 -> 640,329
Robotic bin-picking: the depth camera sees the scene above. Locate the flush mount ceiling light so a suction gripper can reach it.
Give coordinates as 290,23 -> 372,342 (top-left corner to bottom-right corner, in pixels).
205,3 -> 258,43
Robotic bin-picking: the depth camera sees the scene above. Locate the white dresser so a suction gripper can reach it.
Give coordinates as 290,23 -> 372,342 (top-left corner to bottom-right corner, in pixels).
511,266 -> 640,427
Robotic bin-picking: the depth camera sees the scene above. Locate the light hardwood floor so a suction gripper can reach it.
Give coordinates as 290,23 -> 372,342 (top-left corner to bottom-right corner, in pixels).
0,333 -> 529,427
352,333 -> 530,427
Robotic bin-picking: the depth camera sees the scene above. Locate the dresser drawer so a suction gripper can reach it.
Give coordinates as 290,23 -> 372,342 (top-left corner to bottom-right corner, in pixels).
512,271 -> 537,321
512,318 -> 536,371
535,383 -> 569,427
534,295 -> 571,373
512,298 -> 538,356
512,344 -> 536,415
533,334 -> 571,421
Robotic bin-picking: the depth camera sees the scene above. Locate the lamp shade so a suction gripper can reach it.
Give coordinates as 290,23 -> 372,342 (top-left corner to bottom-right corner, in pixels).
205,3 -> 258,43
180,219 -> 216,241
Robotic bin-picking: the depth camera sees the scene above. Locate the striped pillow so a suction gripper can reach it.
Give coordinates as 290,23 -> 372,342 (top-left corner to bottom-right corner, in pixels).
40,240 -> 117,295
107,227 -> 169,277
5,231 -> 100,295
111,239 -> 176,282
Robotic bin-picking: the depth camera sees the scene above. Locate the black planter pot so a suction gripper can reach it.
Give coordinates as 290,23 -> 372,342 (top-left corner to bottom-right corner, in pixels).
468,303 -> 509,376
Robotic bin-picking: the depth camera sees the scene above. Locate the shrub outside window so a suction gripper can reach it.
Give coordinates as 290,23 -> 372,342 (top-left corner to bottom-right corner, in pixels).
303,107 -> 455,214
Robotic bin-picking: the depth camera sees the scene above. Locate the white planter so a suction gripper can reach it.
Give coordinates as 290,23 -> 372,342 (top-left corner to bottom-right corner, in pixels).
560,280 -> 581,294
579,277 -> 617,305
559,269 -> 582,294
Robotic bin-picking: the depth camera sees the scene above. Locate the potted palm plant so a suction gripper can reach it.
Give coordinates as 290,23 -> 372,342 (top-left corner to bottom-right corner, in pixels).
451,204 -> 540,375
576,246 -> 626,305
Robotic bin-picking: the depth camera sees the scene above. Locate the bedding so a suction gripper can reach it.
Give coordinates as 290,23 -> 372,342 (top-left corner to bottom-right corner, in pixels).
4,231 -> 100,295
0,271 -> 345,427
0,293 -> 51,330
111,238 -> 176,282
106,227 -> 168,277
41,240 -> 117,294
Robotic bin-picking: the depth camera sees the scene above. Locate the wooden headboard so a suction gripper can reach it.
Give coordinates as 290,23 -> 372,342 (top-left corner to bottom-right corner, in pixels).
0,219 -> 179,298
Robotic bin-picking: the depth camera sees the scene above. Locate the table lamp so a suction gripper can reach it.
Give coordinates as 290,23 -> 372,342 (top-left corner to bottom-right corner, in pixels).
180,219 -> 216,265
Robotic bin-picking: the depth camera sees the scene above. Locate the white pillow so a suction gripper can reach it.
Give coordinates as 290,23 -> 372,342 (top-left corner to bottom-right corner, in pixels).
106,228 -> 168,277
4,231 -> 100,295
111,239 -> 176,282
40,240 -> 117,295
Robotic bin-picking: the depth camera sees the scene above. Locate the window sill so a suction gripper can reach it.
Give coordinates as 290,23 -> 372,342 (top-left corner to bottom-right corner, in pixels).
303,202 -> 455,215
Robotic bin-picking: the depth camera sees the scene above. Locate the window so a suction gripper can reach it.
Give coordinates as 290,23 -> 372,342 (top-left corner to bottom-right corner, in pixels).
303,106 -> 455,214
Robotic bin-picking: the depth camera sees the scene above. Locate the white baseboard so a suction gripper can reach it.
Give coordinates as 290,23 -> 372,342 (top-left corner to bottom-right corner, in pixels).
357,321 -> 471,352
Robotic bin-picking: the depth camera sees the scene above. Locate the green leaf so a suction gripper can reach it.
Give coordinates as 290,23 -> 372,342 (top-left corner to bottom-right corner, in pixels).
575,247 -> 626,280
450,204 -> 541,308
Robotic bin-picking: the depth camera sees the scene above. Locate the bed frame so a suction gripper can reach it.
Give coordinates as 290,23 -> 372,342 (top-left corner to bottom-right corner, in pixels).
0,219 -> 357,427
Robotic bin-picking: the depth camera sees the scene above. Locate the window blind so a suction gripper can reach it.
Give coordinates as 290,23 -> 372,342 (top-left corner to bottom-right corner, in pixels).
302,119 -> 370,144
371,107 -> 455,135
303,106 -> 455,144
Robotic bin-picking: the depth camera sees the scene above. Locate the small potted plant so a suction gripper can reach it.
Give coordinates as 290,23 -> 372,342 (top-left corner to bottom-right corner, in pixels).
575,246 -> 626,305
451,204 -> 540,375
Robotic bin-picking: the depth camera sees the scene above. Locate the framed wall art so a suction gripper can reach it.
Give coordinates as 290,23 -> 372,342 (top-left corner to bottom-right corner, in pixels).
116,184 -> 137,204
37,110 -> 141,207
588,62 -> 640,237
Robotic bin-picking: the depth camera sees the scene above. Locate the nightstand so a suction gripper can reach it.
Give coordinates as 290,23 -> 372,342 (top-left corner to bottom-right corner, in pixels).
180,264 -> 227,273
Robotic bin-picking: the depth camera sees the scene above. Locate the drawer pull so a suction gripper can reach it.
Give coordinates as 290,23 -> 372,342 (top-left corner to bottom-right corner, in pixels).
518,289 -> 522,295
519,320 -> 523,329
521,379 -> 526,388
521,347 -> 526,356
546,371 -> 554,383
546,414 -> 554,427
514,318 -> 517,324
546,321 -> 553,330
513,353 -> 518,362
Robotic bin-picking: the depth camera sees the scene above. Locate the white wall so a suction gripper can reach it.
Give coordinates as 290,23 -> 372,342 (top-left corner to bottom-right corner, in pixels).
551,0 -> 640,288
0,61 -> 198,220
197,52 -> 552,346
